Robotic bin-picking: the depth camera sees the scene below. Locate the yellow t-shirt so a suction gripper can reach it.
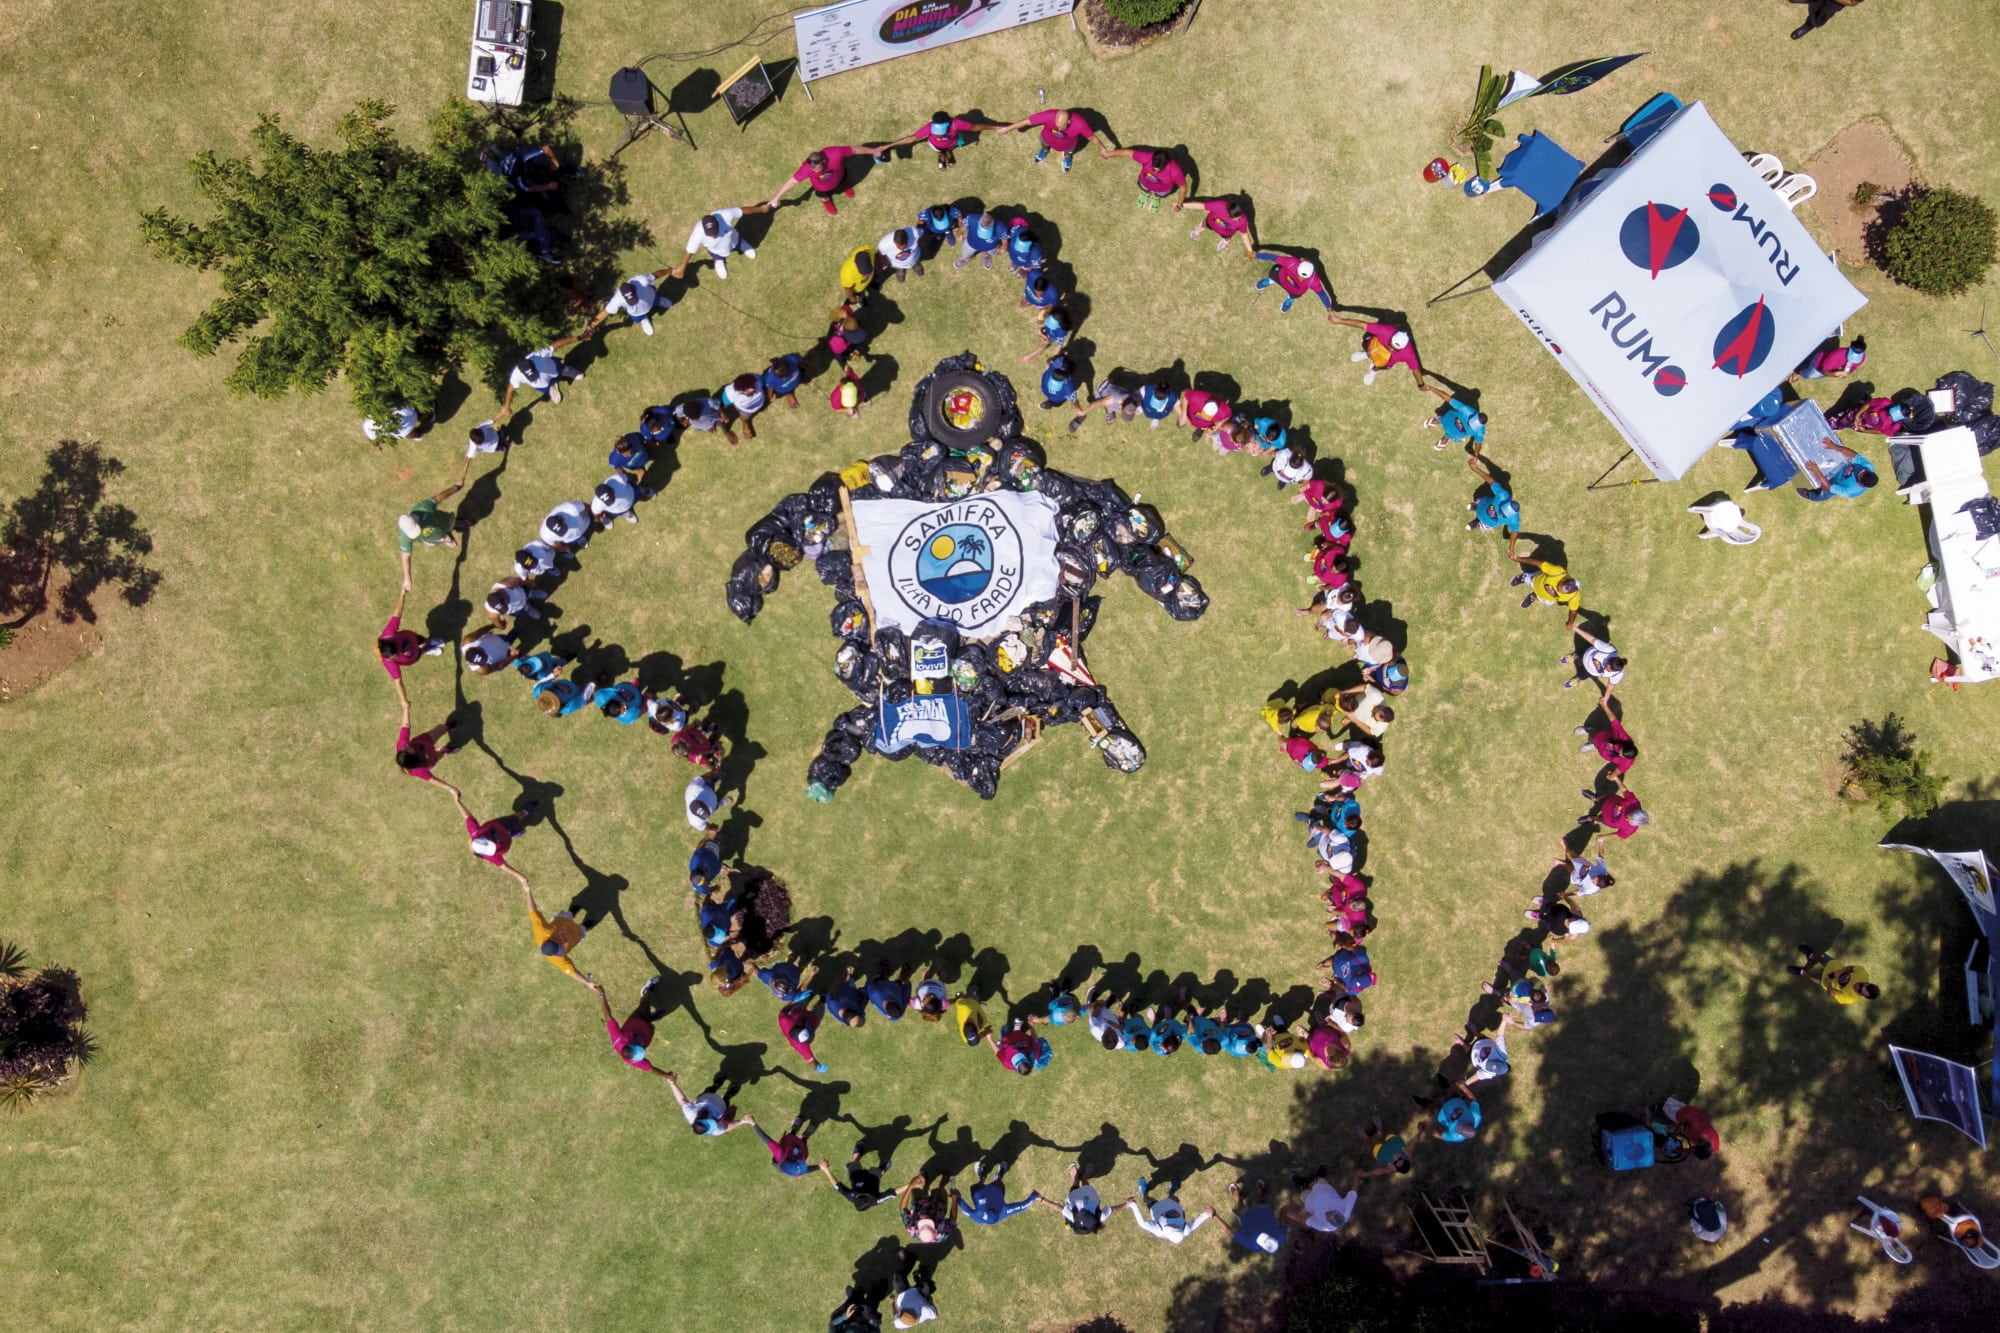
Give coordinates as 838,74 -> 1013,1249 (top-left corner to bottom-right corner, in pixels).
1365,336 -> 1394,369
1824,963 -> 1870,1004
950,996 -> 987,1046
838,247 -> 874,295
1530,563 -> 1580,613
530,907 -> 583,979
1293,703 -> 1335,735
1263,1030 -> 1310,1069
1259,702 -> 1293,735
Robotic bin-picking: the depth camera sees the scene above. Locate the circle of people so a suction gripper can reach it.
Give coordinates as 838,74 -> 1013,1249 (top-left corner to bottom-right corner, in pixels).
370,103 -> 1669,1328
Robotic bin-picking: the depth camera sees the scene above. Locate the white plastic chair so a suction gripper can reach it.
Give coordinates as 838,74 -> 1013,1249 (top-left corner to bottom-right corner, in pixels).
1850,1196 -> 1914,1264
1743,152 -> 1785,185
1689,500 -> 1763,545
1938,1212 -> 2000,1269
1774,173 -> 1818,210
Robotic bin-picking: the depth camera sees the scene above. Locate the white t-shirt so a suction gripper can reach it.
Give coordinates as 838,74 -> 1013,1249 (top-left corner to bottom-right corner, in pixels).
1329,1003 -> 1361,1034
462,632 -> 510,666
878,231 -> 921,270
466,420 -> 502,456
488,582 -> 529,614
604,275 -> 661,318
723,380 -> 768,415
684,777 -> 721,830
686,208 -> 744,258
1129,1198 -> 1209,1243
1300,1180 -> 1357,1233
1345,685 -> 1390,736
680,1091 -> 725,1125
514,540 -> 558,581
1063,1186 -> 1106,1226
1271,447 -> 1314,484
362,407 -> 421,440
1569,855 -> 1609,892
1086,1006 -> 1116,1044
510,348 -> 560,389
1354,633 -> 1395,666
1583,640 -> 1625,685
893,1289 -> 937,1324
591,474 -> 637,517
540,501 -> 590,546
1467,1031 -> 1509,1082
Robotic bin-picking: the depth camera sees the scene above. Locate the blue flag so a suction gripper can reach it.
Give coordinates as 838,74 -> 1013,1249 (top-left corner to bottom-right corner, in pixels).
874,693 -> 973,752
1533,53 -> 1645,97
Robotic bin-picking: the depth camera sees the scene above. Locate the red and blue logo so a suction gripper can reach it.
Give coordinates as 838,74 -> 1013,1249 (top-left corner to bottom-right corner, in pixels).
1618,202 -> 1700,279
1712,297 -> 1776,378
1652,365 -> 1689,397
1706,182 -> 1738,212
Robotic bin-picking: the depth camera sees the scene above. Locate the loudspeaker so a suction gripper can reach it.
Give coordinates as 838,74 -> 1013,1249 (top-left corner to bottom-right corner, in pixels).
608,67 -> 652,116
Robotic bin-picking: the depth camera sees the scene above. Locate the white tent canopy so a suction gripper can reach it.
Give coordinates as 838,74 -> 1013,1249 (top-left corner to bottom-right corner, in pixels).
1493,102 -> 1866,481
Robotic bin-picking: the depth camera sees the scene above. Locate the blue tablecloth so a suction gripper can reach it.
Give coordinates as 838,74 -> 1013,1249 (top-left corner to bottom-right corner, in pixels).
1498,132 -> 1586,217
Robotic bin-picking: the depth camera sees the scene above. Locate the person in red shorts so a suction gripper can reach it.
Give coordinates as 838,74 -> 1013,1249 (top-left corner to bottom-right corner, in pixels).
767,145 -> 866,215
1189,194 -> 1256,256
1102,145 -> 1189,212
998,105 -> 1097,172
1177,389 -> 1232,444
1330,315 -> 1432,390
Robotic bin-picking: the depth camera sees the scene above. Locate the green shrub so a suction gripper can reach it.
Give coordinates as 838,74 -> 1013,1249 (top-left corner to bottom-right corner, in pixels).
1841,713 -> 1947,821
1100,0 -> 1188,28
0,625 -> 12,650
1852,181 -> 1881,208
1882,186 -> 1998,297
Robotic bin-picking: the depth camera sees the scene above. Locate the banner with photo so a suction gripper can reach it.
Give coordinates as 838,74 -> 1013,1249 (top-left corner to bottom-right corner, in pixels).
1882,843 -> 1998,918
1888,1045 -> 1988,1148
795,0 -> 1074,84
851,491 -> 1062,639
875,693 -> 974,752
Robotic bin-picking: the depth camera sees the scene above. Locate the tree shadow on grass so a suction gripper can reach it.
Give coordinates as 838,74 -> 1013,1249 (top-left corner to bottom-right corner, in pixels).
0,441 -> 160,629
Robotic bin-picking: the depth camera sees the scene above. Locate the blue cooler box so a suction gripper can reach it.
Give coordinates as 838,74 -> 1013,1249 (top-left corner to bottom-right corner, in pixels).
1597,1112 -> 1656,1171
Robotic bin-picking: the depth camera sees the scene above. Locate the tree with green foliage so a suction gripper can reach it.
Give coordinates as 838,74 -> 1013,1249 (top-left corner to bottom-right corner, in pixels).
0,941 -> 95,1114
1100,0 -> 1189,29
140,99 -> 559,421
1841,713 -> 1948,821
1881,186 -> 1997,297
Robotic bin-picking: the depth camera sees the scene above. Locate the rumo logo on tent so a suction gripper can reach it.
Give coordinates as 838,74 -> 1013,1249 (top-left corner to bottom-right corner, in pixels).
1617,202 -> 1700,278
1707,182 -> 1800,286
1587,292 -> 1689,396
1712,297 -> 1777,378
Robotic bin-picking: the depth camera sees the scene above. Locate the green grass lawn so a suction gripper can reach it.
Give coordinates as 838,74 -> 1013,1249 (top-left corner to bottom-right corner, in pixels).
4,2 -> 2000,1328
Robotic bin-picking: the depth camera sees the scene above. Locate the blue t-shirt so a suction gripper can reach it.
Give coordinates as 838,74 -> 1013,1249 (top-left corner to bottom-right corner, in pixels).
608,434 -> 653,474
1473,483 -> 1521,533
1219,1023 -> 1260,1057
867,976 -> 910,1018
1006,229 -> 1043,270
1436,1097 -> 1482,1142
1151,1017 -> 1188,1054
756,962 -> 802,1000
638,407 -> 676,444
688,841 -> 723,888
1252,418 -> 1287,452
595,683 -> 645,724
1041,365 -> 1078,403
697,898 -> 735,946
1024,275 -> 1058,309
1439,398 -> 1486,444
762,354 -> 803,396
965,214 -> 1004,252
1041,311 -> 1069,342
532,678 -> 587,717
1828,455 -> 1875,498
1119,1016 -> 1152,1050
1047,994 -> 1081,1024
708,948 -> 744,983
514,652 -> 563,682
1139,385 -> 1178,420
828,980 -> 867,1025
1231,1206 -> 1288,1254
918,204 -> 962,236
1188,1015 -> 1224,1051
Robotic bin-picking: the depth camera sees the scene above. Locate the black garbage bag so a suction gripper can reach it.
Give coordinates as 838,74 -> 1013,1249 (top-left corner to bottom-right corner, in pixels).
730,549 -> 778,593
1936,370 -> 1994,423
997,440 -> 1047,491
807,754 -> 851,792
1060,503 -> 1103,544
817,549 -> 854,587
726,585 -> 763,624
1890,387 -> 1938,434
1973,415 -> 2000,456
868,454 -> 906,493
1085,477 -> 1132,512
1085,532 -> 1119,574
1075,595 -> 1101,639
830,598 -> 870,641
874,628 -> 910,681
1037,469 -> 1080,507
806,474 -> 843,512
835,642 -> 882,692
835,705 -> 877,737
1132,551 -> 1181,598
971,722 -> 1013,752
1166,573 -> 1209,621
743,513 -> 791,554
962,754 -> 1000,800
1099,729 -> 1147,772
820,729 -> 864,765
1056,543 -> 1096,596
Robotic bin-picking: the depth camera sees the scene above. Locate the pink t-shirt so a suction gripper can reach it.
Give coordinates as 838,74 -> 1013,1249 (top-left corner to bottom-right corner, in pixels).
1591,718 -> 1636,775
792,146 -> 855,191
1203,198 -> 1248,238
1137,156 -> 1185,196
1300,479 -> 1343,514
377,615 -> 423,680
394,725 -> 436,782
1271,256 -> 1325,298
1313,546 -> 1350,590
1029,108 -> 1093,152
918,117 -> 978,149
1598,792 -> 1644,838
778,1004 -> 819,1065
1181,390 -> 1230,428
1364,322 -> 1421,372
466,814 -> 512,866
1308,1023 -> 1349,1069
607,1015 -> 654,1070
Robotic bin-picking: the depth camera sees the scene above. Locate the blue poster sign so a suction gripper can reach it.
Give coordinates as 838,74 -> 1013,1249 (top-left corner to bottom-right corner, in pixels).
874,693 -> 973,752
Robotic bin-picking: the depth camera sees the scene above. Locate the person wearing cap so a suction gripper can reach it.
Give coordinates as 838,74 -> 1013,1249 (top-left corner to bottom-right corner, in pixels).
1417,1087 -> 1483,1144
878,111 -> 1005,170
750,1114 -> 815,1178
953,210 -> 1007,270
674,204 -> 771,282
1525,890 -> 1591,937
464,419 -> 505,461
392,694 -> 462,784
1257,1019 -> 1312,1072
1506,535 -> 1582,628
1101,145 -> 1189,212
361,406 -> 428,445
585,976 -> 675,1080
684,773 -> 732,831
583,269 -> 673,338
451,790 -> 540,867
606,433 -> 654,483
376,585 -> 447,683
588,474 -> 644,529
395,482 -> 463,583
673,393 -> 740,446
1176,389 -> 1232,444
1021,307 -> 1076,367
539,499 -> 592,555
767,145 -> 866,215
460,628 -> 518,676
498,339 -> 583,416
762,352 -> 806,409
836,245 -> 877,303
953,1159 -> 1041,1226
778,993 -> 828,1071
828,369 -> 866,419
518,873 -> 593,986
1330,315 -> 1428,389
1465,445 -> 1520,535
482,575 -> 546,627
532,674 -> 590,718
721,373 -> 769,440
661,1067 -> 754,1134
1791,335 -> 1866,382
1252,251 -> 1336,316
1795,438 -> 1878,502
877,227 -> 925,282
998,105 -> 1096,172
825,310 -> 873,369
1453,1026 -> 1510,1086
1426,394 -> 1488,453
1221,1180 -> 1289,1255
1126,1177 -> 1212,1244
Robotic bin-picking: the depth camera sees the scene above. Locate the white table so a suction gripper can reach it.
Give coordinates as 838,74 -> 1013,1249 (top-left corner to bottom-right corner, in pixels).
466,0 -> 531,107
1897,428 -> 2000,682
